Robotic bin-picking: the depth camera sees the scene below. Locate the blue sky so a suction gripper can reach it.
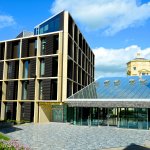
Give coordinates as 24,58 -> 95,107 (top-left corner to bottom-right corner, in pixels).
1,0 -> 150,78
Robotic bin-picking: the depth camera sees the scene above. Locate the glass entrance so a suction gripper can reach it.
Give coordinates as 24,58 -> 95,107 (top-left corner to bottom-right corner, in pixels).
119,108 -> 148,129
99,108 -> 107,126
82,107 -> 90,125
72,107 -> 117,126
68,107 -> 149,129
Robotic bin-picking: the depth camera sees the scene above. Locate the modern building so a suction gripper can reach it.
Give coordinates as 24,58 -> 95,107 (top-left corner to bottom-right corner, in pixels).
0,11 -> 95,123
127,53 -> 150,76
67,76 -> 150,130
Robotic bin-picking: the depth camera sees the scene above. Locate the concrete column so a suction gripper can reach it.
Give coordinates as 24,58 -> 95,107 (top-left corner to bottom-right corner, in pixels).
1,102 -> 5,120
16,39 -> 22,122
62,11 -> 69,102
57,32 -> 63,102
34,36 -> 40,123
34,102 -> 39,123
74,107 -> 76,125
16,102 -> 21,122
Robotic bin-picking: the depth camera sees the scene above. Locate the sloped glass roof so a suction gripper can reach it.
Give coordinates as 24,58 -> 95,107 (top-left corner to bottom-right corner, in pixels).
68,76 -> 150,99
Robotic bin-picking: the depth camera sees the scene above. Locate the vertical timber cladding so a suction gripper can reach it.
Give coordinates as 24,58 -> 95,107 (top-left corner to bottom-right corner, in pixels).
45,57 -> 53,77
42,79 -> 51,100
0,62 -> 3,80
45,35 -> 54,55
21,102 -> 34,122
5,102 -> 17,120
8,61 -> 19,79
22,39 -> 28,57
7,41 -> 12,59
29,39 -> 36,57
45,34 -> 59,54
67,80 -> 72,98
6,81 -> 18,100
28,80 -> 35,100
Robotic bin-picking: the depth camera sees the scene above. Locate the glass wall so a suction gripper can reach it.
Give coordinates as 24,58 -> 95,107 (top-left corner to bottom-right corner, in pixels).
41,38 -> 46,55
40,59 -> 45,76
119,108 -> 148,129
68,107 -> 149,130
34,13 -> 62,35
22,81 -> 28,100
71,107 -> 117,126
39,80 -> 43,100
23,60 -> 29,78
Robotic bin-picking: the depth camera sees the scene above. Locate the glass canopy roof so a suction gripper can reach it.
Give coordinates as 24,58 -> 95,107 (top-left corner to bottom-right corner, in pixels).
68,76 -> 150,99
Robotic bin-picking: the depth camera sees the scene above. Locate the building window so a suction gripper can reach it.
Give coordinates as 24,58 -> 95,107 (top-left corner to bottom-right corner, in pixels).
129,79 -> 135,85
22,81 -> 28,100
40,59 -> 45,76
104,80 -> 110,86
44,25 -> 48,32
41,38 -> 46,55
133,67 -> 136,70
114,80 -> 120,86
39,81 -> 43,100
40,27 -> 43,34
23,60 -> 30,78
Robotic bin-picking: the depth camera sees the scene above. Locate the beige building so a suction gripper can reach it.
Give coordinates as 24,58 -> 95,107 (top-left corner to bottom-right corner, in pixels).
0,11 -> 94,123
127,53 -> 150,76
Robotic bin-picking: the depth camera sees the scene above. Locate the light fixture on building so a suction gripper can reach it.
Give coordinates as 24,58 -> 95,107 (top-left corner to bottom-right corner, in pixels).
139,78 -> 147,85
129,79 -> 135,85
114,80 -> 120,86
104,80 -> 110,86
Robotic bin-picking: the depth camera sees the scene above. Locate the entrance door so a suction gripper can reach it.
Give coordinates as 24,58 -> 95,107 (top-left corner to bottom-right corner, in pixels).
82,107 -> 90,125
52,105 -> 63,122
108,108 -> 117,126
99,108 -> 107,126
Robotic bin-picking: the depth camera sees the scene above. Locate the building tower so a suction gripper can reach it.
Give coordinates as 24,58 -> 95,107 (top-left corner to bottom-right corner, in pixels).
127,52 -> 150,76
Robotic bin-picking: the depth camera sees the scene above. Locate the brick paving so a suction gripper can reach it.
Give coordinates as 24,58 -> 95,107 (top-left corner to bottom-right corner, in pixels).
1,123 -> 150,150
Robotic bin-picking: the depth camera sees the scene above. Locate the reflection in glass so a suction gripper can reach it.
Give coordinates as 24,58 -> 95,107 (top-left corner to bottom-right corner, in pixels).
40,59 -> 45,76
22,81 -> 28,100
23,61 -> 29,78
41,38 -> 46,55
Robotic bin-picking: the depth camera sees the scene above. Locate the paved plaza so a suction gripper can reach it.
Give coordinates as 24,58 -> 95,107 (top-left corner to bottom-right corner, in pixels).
1,123 -> 150,150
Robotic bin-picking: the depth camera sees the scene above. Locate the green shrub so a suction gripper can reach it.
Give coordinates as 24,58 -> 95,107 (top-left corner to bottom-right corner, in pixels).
0,133 -> 10,141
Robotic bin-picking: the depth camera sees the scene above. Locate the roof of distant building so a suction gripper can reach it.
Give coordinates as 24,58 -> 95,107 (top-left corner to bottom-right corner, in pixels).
16,31 -> 33,38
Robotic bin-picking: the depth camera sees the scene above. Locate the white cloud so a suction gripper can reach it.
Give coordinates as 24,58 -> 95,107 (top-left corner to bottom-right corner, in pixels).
0,15 -> 15,29
51,0 -> 150,35
93,45 -> 150,78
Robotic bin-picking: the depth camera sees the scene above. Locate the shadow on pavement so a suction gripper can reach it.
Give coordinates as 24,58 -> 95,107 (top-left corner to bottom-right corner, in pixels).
124,143 -> 150,150
0,126 -> 22,134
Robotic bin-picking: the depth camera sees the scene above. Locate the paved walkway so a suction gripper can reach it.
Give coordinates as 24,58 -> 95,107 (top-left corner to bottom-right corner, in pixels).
1,123 -> 150,150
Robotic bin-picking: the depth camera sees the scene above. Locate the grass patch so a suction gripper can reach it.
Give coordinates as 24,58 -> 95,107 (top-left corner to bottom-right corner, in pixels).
0,133 -> 10,141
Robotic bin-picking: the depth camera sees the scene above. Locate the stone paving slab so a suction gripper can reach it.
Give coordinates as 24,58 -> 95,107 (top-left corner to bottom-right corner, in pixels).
1,123 -> 150,150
